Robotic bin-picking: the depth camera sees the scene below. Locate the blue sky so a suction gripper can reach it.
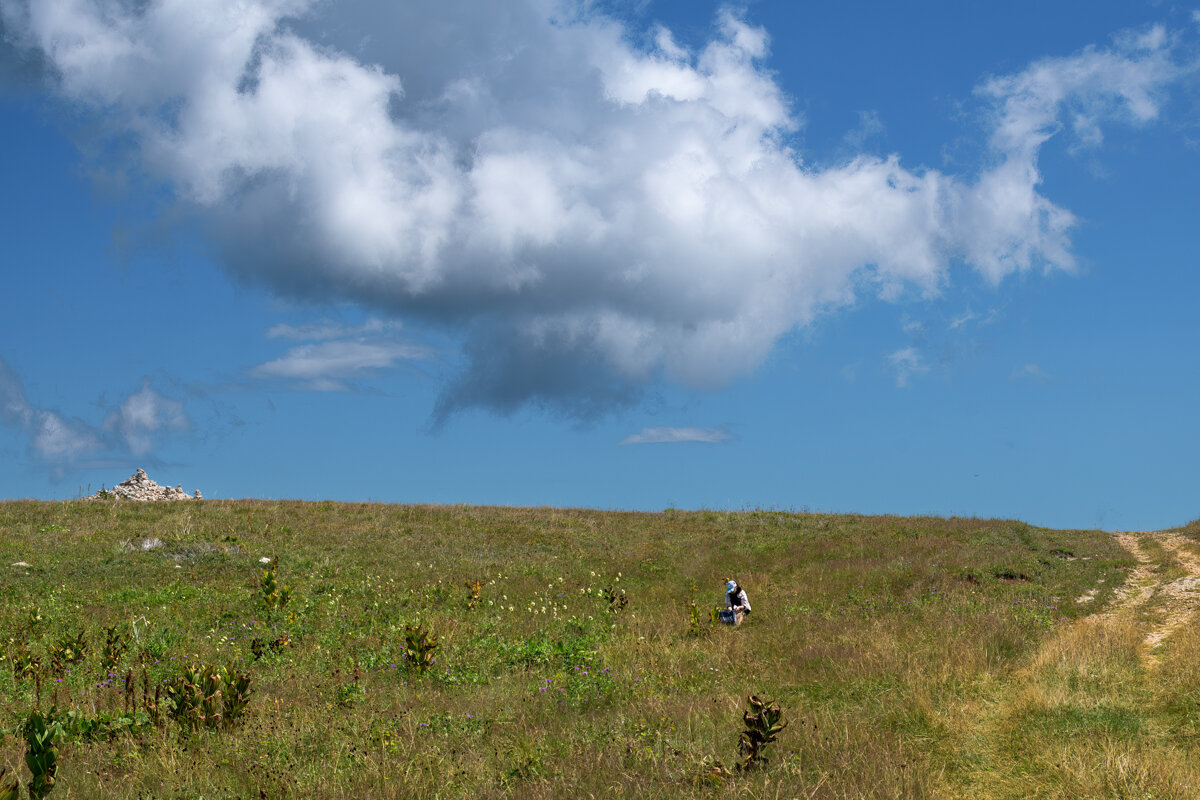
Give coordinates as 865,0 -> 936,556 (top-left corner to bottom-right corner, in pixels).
1,0 -> 1198,530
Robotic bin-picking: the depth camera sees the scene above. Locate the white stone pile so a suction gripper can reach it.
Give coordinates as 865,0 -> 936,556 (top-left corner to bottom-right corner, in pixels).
88,468 -> 202,502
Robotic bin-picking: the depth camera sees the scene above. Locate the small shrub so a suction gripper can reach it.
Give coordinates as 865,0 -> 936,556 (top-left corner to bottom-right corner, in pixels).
9,639 -> 40,681
249,633 -> 292,661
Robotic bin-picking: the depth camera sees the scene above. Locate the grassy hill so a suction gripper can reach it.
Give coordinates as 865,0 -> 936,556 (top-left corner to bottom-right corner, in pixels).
2,500 -> 1196,798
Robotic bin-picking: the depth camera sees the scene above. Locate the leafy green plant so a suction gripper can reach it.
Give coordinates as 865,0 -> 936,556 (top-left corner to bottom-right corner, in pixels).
685,601 -> 702,637
49,630 -> 87,673
602,586 -> 627,613
101,624 -> 130,671
259,556 -> 292,610
50,708 -> 153,742
163,663 -> 254,731
403,622 -> 439,672
465,579 -> 483,609
249,632 -> 291,661
19,607 -> 44,636
9,638 -> 39,680
737,695 -> 787,771
334,659 -> 366,707
23,710 -> 63,799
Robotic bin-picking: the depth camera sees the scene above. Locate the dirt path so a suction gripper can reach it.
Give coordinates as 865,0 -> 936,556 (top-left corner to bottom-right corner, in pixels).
1108,531 -> 1200,664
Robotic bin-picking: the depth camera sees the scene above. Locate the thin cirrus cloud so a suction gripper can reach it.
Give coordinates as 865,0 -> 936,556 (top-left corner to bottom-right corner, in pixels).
620,426 -> 732,445
0,0 -> 1194,418
265,318 -> 403,341
251,339 -> 432,392
1011,363 -> 1053,383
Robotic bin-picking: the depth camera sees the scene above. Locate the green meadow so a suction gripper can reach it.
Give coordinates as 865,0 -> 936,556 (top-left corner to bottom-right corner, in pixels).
2,500 -> 1198,798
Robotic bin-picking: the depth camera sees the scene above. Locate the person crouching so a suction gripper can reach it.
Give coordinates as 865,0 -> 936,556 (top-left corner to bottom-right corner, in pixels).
720,579 -> 751,625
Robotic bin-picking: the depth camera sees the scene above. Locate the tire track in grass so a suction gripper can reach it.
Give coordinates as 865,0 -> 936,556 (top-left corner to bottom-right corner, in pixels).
1129,533 -> 1200,665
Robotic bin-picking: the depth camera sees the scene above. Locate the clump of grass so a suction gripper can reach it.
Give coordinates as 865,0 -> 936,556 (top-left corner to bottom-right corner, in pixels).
0,766 -> 20,800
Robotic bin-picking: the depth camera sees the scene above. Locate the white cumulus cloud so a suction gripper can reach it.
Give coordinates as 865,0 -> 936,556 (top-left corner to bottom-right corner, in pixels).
1,0 -> 1194,418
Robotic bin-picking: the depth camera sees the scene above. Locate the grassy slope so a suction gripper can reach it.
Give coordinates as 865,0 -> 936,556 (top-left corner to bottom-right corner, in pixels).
0,501 -> 1150,798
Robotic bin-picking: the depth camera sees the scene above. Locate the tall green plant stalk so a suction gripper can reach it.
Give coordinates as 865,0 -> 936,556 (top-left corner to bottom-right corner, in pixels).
737,695 -> 787,771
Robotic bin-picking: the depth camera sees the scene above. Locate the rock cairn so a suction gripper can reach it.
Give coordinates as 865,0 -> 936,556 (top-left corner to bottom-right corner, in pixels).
88,469 -> 202,502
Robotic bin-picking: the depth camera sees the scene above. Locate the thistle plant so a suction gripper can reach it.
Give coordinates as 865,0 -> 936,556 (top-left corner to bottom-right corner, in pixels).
23,710 -> 63,799
259,556 -> 292,610
737,695 -> 788,771
403,623 -> 439,672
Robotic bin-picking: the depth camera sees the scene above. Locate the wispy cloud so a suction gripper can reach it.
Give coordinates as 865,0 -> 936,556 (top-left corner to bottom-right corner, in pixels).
1010,362 -> 1053,383
841,109 -> 886,152
103,381 -> 189,456
888,347 -> 929,388
0,356 -> 187,470
252,340 -> 431,391
948,310 -> 978,330
620,426 -> 731,445
265,318 -> 401,341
